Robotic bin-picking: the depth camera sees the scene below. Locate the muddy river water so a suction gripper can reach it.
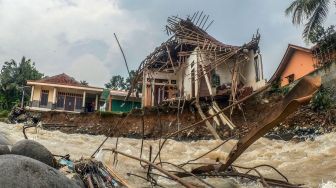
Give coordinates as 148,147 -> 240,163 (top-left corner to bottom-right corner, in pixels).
0,122 -> 335,187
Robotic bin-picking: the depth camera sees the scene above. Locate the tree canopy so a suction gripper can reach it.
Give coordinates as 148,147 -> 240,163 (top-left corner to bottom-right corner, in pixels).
0,57 -> 43,110
0,56 -> 143,110
105,70 -> 142,92
80,80 -> 89,86
285,0 -> 335,42
105,75 -> 126,90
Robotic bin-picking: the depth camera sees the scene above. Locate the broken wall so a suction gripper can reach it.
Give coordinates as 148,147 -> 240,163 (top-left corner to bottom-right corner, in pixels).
240,51 -> 265,90
142,70 -> 179,106
181,50 -> 198,99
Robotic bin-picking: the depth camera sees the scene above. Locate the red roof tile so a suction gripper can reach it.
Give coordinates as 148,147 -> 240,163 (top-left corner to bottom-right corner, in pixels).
33,73 -> 82,86
28,73 -> 103,90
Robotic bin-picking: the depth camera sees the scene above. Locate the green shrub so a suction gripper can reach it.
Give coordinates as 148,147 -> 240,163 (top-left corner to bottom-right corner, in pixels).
269,78 -> 282,93
0,110 -> 9,118
311,87 -> 335,111
269,78 -> 291,95
269,84 -> 290,96
281,86 -> 290,95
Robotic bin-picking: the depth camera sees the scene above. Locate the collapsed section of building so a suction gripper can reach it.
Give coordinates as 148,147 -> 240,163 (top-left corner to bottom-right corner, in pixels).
131,14 -> 266,109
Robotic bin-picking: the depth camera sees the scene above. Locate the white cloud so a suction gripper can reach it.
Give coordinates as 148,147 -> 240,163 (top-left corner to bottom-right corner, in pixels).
0,0 -> 152,87
67,54 -> 110,86
0,0 -> 335,86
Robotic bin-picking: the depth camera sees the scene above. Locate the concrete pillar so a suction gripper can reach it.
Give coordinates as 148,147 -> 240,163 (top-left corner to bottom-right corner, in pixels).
82,91 -> 86,107
51,87 -> 57,109
95,94 -> 98,111
30,86 -> 34,102
52,88 -> 57,104
142,71 -> 146,107
151,79 -> 154,106
108,97 -> 112,111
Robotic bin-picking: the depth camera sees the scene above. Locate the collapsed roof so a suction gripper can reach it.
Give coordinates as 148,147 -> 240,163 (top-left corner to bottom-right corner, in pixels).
126,13 -> 261,100
137,13 -> 260,74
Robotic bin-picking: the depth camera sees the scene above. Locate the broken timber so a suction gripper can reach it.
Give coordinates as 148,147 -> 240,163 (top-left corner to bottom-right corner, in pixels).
110,149 -> 196,188
208,108 -> 220,126
212,101 -> 235,130
103,162 -> 131,187
190,76 -> 322,175
195,103 -> 220,139
198,50 -> 235,130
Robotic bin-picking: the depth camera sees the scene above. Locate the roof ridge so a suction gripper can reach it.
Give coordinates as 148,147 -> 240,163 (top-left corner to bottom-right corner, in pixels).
32,73 -> 82,87
269,44 -> 313,83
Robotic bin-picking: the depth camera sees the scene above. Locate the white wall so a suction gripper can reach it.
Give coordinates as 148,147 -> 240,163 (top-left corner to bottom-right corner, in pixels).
142,47 -> 267,106
240,50 -> 266,90
142,68 -> 180,106
216,60 -> 234,85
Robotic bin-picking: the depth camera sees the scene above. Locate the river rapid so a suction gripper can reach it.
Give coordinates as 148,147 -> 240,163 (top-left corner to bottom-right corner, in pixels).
0,122 -> 335,188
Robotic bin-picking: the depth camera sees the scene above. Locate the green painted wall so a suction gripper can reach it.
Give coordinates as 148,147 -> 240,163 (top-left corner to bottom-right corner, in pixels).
111,99 -> 141,112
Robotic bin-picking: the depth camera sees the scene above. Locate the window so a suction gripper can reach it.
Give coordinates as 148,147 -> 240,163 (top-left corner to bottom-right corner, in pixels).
211,70 -> 220,87
75,97 -> 83,110
254,56 -> 260,82
56,94 -> 65,108
191,69 -> 195,98
56,92 -> 83,109
286,74 -> 295,84
190,61 -> 195,68
40,90 -> 49,107
155,79 -> 169,84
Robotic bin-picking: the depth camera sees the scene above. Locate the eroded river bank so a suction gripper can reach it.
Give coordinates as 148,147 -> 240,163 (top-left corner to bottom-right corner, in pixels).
0,122 -> 336,187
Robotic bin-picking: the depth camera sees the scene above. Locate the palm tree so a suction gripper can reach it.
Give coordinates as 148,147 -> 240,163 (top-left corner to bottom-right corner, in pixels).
80,80 -> 89,86
285,0 -> 334,42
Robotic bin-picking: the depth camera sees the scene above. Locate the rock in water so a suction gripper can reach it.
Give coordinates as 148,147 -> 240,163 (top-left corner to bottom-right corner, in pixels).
67,173 -> 85,188
0,145 -> 10,155
11,140 -> 56,167
0,133 -> 10,145
0,155 -> 80,188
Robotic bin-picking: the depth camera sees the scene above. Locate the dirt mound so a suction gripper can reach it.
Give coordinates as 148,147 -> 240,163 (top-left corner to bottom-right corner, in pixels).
35,92 -> 335,141
267,106 -> 336,140
39,109 -> 214,139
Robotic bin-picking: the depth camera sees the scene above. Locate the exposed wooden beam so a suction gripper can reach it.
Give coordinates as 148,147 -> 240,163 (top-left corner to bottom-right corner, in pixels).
195,103 -> 220,140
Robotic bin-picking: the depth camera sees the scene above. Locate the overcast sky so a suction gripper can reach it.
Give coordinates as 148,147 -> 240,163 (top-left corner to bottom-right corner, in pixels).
0,0 -> 335,86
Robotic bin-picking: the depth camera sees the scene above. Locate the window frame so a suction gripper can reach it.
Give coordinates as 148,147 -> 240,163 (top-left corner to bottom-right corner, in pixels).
40,90 -> 49,107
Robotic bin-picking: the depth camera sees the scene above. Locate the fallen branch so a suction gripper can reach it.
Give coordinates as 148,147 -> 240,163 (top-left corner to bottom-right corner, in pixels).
108,149 -> 196,188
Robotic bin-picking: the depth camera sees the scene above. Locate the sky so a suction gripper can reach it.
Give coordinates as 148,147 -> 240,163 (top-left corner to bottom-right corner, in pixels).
0,0 -> 335,87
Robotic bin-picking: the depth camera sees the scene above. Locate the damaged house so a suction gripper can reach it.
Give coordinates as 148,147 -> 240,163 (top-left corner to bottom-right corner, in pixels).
131,14 -> 266,108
